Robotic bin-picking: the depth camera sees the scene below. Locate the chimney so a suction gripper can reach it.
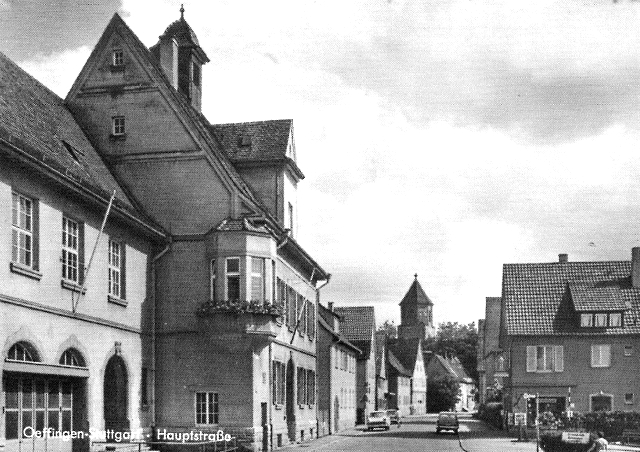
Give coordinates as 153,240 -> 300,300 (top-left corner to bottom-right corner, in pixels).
328,302 -> 334,312
632,248 -> 640,288
157,37 -> 179,90
558,253 -> 568,263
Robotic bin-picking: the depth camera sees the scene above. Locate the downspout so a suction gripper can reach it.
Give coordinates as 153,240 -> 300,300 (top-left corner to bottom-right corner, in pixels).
150,242 -> 171,429
315,276 -> 331,437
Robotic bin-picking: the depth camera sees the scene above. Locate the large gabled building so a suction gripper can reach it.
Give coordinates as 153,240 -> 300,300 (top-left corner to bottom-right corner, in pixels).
0,50 -> 166,452
61,9 -> 329,451
500,251 -> 640,426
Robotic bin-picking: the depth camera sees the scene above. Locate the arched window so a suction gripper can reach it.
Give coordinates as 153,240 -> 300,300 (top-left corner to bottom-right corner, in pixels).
59,348 -> 86,367
7,341 -> 39,362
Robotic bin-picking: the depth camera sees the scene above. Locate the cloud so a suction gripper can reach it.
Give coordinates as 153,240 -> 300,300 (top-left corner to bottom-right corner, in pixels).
17,46 -> 91,98
13,0 -> 640,326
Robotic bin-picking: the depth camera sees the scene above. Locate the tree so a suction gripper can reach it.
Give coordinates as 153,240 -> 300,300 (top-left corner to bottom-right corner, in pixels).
377,320 -> 397,338
424,321 -> 478,383
427,375 -> 460,413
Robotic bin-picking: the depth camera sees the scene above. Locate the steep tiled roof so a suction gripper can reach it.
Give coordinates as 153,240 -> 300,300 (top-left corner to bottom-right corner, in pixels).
400,277 -> 433,306
334,306 -> 375,356
569,282 -> 629,312
504,260 -> 640,336
387,349 -> 412,377
446,356 -> 474,383
209,119 -> 294,163
0,51 -> 157,227
387,337 -> 421,373
318,315 -> 361,354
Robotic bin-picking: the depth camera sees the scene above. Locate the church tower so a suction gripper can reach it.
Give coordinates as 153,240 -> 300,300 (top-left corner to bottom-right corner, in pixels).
398,274 -> 436,340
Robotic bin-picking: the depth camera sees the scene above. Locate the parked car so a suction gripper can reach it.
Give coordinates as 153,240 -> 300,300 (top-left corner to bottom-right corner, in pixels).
386,409 -> 401,427
436,411 -> 459,434
366,410 -> 391,431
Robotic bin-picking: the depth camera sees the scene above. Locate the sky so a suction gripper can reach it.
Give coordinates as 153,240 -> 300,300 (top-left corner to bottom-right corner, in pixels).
4,0 -> 640,327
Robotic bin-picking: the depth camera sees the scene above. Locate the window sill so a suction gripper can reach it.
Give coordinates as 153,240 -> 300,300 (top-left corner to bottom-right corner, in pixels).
10,262 -> 42,280
109,133 -> 127,141
108,295 -> 128,307
61,280 -> 86,294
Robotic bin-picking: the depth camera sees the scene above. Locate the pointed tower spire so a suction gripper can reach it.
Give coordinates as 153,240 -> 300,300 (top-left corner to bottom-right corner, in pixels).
398,274 -> 436,340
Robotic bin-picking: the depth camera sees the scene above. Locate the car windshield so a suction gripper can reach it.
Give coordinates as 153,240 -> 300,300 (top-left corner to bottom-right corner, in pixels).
387,410 -> 397,414
370,412 -> 385,418
440,414 -> 456,421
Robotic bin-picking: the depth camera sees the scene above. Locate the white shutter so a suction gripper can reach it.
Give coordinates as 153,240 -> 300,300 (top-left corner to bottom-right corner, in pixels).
526,346 -> 536,372
554,346 -> 564,372
591,345 -> 597,367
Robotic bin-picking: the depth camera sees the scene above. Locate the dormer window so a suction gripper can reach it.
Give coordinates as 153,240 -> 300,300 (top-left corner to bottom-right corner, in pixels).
610,312 -> 622,327
580,313 -> 593,327
595,313 -> 608,327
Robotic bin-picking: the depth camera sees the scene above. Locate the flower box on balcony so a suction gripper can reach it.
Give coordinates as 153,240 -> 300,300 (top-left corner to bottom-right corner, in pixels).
197,300 -> 284,340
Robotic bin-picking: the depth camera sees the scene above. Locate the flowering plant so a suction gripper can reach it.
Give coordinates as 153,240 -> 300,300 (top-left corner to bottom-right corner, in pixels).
198,300 -> 284,317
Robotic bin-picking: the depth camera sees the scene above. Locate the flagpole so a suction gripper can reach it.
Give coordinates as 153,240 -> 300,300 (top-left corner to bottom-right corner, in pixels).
73,190 -> 116,312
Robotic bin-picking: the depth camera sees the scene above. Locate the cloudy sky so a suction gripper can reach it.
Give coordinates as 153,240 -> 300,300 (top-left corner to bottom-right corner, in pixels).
3,0 -> 640,327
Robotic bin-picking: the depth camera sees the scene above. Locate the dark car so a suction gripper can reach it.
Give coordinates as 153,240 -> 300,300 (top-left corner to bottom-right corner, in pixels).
436,411 -> 459,434
386,409 -> 401,426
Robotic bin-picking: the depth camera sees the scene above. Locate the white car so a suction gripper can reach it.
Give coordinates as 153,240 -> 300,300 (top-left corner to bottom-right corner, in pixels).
366,410 -> 391,431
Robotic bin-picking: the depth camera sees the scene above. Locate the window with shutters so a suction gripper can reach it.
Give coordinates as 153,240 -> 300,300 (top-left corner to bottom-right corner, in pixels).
306,300 -> 315,339
591,344 -> 611,368
526,345 -> 563,373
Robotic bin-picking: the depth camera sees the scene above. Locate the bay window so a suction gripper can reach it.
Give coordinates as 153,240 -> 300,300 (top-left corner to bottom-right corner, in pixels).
225,257 -> 240,300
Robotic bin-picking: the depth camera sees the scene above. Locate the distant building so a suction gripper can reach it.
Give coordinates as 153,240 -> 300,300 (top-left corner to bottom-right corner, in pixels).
398,275 -> 436,341
386,348 -> 412,415
425,353 -> 476,412
477,297 -> 506,404
334,306 -> 377,424
388,338 -> 427,415
317,303 -> 359,436
501,251 -> 640,425
374,332 -> 388,411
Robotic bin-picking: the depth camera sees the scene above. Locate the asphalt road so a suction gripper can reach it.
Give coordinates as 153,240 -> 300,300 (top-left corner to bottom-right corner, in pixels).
283,414 -> 535,452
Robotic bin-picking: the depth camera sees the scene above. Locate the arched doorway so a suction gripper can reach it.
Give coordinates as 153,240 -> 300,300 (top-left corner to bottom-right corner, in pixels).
104,355 -> 129,432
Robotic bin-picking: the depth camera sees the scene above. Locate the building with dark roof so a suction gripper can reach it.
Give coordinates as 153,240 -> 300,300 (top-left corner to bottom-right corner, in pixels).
40,8 -> 330,451
477,297 -> 506,405
387,337 -> 427,415
398,274 -> 436,340
0,49 -> 166,452
500,251 -> 640,425
333,306 -> 377,424
425,353 -> 476,412
316,303 -> 360,437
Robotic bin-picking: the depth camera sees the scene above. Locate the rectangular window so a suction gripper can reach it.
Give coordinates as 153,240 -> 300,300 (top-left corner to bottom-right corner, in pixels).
112,49 -> 124,66
625,345 -> 633,356
610,312 -> 622,327
334,347 -> 339,369
526,345 -> 563,373
287,286 -> 296,330
225,257 -> 240,300
195,392 -> 218,425
11,192 -> 35,268
112,116 -> 125,136
250,257 -> 265,302
298,295 -> 306,335
626,393 -> 634,405
306,369 -> 315,405
272,361 -> 285,406
591,344 -> 611,368
192,62 -> 200,86
108,240 -> 125,299
297,367 -> 306,405
210,259 -> 216,302
580,313 -> 593,327
595,313 -> 608,327
62,217 -> 80,283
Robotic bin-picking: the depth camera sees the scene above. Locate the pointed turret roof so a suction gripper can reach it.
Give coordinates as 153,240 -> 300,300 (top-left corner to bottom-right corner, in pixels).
158,5 -> 209,62
399,274 -> 433,306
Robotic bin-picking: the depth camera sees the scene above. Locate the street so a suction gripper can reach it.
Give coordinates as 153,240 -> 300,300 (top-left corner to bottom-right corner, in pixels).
283,414 -> 536,452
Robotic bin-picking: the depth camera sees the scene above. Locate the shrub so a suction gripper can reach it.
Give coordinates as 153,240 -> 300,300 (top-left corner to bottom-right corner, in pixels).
476,402 -> 503,429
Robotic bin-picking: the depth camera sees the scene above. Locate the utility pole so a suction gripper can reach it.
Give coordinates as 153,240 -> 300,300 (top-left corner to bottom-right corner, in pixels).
536,393 -> 540,452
